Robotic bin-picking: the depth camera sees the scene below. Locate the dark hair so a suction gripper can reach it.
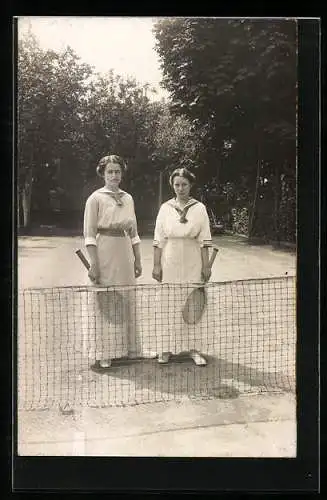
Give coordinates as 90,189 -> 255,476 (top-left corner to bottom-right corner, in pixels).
96,154 -> 127,178
169,167 -> 196,187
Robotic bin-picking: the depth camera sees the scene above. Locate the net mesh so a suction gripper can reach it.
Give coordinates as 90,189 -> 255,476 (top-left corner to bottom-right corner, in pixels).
18,276 -> 296,410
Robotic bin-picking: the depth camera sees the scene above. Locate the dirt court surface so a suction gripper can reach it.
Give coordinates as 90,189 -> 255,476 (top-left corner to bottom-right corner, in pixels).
17,234 -> 297,457
18,234 -> 296,288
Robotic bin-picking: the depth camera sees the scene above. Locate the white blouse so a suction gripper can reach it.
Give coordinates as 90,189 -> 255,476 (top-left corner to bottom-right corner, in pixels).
153,198 -> 212,249
83,187 -> 141,246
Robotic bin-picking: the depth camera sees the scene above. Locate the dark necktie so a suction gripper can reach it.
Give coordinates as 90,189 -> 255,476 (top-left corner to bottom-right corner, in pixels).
174,201 -> 197,223
110,192 -> 123,206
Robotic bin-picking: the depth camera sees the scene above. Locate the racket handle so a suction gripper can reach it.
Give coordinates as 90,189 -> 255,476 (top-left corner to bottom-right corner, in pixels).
76,249 -> 90,270
208,246 -> 219,269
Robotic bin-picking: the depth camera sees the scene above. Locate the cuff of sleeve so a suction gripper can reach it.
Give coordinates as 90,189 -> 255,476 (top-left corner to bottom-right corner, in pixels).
153,240 -> 163,249
85,237 -> 97,246
131,235 -> 141,245
200,240 -> 212,248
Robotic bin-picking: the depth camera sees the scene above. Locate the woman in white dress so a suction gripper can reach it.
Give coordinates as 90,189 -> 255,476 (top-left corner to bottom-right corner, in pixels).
152,168 -> 212,366
83,155 -> 142,372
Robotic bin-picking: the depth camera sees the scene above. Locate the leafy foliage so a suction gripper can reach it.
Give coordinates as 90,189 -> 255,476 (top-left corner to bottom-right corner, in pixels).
18,31 -> 200,227
18,20 -> 297,243
154,18 -> 297,241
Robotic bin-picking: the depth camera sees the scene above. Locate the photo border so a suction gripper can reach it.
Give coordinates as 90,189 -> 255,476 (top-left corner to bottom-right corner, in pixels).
7,12 -> 320,493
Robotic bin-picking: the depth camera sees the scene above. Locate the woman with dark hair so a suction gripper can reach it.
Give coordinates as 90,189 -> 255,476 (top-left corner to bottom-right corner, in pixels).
152,167 -> 212,366
83,154 -> 142,371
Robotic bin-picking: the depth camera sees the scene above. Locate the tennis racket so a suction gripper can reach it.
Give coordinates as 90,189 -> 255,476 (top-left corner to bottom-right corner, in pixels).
76,249 -> 90,270
75,249 -> 126,325
182,246 -> 219,325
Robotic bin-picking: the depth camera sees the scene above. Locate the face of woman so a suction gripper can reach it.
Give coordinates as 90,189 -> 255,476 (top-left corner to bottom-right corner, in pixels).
173,176 -> 191,200
103,162 -> 122,190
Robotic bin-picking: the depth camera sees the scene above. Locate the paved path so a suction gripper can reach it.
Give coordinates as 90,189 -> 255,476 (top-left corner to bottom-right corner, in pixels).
19,393 -> 296,457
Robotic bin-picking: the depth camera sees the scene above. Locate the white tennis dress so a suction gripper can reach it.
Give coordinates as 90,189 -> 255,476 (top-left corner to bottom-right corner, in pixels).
152,198 -> 213,355
83,187 -> 140,361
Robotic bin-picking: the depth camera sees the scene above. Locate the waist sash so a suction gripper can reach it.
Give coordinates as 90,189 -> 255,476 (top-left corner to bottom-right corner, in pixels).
98,228 -> 125,237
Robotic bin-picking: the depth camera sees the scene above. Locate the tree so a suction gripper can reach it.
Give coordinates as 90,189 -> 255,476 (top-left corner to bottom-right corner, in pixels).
18,29 -> 93,227
19,30 -> 182,229
80,74 -> 202,221
154,18 -> 297,241
150,103 -> 202,206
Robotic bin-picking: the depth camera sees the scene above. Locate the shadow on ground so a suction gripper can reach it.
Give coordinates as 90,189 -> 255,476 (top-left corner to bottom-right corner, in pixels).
35,353 -> 297,411
19,352 -> 296,412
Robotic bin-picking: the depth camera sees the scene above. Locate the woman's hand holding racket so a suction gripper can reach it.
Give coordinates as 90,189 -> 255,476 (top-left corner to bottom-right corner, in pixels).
76,249 -> 100,283
201,245 -> 219,282
134,260 -> 142,278
88,261 -> 100,283
76,248 -> 100,283
152,264 -> 163,282
201,266 -> 212,283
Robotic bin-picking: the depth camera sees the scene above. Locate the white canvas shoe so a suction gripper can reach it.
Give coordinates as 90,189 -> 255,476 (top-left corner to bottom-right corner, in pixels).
157,352 -> 170,364
99,359 -> 112,368
190,351 -> 207,366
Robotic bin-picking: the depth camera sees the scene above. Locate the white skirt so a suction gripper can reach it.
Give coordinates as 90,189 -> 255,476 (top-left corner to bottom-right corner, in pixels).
152,238 -> 215,355
88,234 -> 137,361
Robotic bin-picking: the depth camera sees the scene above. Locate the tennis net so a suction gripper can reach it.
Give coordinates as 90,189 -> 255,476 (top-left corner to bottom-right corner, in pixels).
17,276 -> 296,410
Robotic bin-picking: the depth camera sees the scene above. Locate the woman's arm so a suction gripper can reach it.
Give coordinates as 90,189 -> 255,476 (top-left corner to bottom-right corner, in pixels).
152,206 -> 165,282
86,244 -> 100,283
197,204 -> 212,282
152,246 -> 163,282
127,196 -> 142,277
84,195 -> 100,283
132,242 -> 142,277
200,246 -> 211,282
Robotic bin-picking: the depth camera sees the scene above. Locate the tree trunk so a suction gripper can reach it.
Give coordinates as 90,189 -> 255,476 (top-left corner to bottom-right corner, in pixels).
17,187 -> 21,229
216,156 -> 220,191
273,164 -> 281,243
21,168 -> 33,228
248,156 -> 261,238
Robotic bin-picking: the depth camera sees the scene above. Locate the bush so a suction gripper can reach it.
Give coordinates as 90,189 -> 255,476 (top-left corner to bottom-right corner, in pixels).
231,207 -> 249,236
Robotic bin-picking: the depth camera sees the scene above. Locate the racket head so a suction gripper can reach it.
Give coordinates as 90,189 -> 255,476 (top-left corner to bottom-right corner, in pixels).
182,286 -> 207,325
96,288 -> 127,325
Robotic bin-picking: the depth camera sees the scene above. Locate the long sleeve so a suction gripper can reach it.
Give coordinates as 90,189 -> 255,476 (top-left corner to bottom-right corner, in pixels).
83,194 -> 98,246
197,204 -> 212,248
128,197 -> 141,245
153,205 -> 166,249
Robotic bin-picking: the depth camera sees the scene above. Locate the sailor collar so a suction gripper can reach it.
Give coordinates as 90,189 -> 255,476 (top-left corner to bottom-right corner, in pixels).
98,187 -> 126,206
167,198 -> 198,223
98,187 -> 126,195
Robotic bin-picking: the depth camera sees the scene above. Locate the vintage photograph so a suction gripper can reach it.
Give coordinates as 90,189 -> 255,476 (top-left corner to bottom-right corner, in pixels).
17,16 -> 297,457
